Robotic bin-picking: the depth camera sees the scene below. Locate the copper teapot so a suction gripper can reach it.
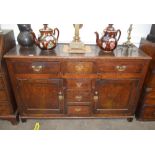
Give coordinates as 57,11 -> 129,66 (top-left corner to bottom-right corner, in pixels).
95,24 -> 121,52
32,24 -> 59,50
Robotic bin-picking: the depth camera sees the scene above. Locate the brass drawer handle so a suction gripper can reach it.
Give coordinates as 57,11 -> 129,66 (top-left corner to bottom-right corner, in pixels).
146,87 -> 152,92
75,96 -> 82,101
116,65 -> 127,72
75,108 -> 81,112
58,91 -> 64,101
32,65 -> 43,72
94,91 -> 99,102
75,64 -> 84,72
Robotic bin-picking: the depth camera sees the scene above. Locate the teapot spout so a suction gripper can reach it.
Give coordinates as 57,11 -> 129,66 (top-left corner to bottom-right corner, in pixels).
95,32 -> 99,44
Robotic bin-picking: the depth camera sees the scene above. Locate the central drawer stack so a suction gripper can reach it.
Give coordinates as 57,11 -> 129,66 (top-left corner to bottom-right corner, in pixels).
63,61 -> 94,116
4,44 -> 151,122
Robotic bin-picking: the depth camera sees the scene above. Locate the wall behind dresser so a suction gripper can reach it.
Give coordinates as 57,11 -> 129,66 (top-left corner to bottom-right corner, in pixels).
1,24 -> 151,46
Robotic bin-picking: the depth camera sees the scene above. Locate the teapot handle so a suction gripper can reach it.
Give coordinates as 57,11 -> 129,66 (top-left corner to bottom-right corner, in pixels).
116,29 -> 121,41
54,28 -> 59,40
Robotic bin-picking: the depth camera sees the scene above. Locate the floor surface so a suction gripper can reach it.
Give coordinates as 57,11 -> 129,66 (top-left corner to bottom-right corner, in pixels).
0,118 -> 155,130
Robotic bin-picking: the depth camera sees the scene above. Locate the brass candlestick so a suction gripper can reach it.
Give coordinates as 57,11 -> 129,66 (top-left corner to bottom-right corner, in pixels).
69,24 -> 85,49
123,24 -> 134,47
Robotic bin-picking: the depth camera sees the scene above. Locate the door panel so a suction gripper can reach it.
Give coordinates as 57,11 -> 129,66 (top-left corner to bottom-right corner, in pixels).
17,78 -> 64,115
94,79 -> 139,115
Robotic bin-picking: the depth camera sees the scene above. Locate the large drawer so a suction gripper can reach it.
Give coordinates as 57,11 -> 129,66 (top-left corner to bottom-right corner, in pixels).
0,90 -> 7,102
13,61 -> 60,74
66,79 -> 92,90
96,60 -> 143,74
63,61 -> 94,74
0,77 -> 4,89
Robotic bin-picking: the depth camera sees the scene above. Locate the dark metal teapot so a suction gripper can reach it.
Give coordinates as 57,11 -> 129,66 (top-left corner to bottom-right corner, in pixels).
95,24 -> 121,52
32,24 -> 59,50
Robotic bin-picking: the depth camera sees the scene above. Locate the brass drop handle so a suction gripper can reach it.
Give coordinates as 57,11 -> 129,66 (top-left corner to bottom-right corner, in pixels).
75,64 -> 84,72
32,65 -> 43,72
75,108 -> 81,112
116,65 -> 127,72
94,91 -> 99,102
58,91 -> 64,101
75,96 -> 82,101
146,87 -> 152,92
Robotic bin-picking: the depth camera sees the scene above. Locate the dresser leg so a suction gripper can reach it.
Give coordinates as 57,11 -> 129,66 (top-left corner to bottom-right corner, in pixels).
21,118 -> 27,123
10,119 -> 19,125
127,118 -> 133,122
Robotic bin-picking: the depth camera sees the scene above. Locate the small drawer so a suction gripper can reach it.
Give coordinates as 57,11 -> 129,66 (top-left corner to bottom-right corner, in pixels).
0,77 -> 4,89
67,106 -> 91,116
13,61 -> 60,74
0,104 -> 11,115
96,61 -> 143,73
66,79 -> 91,90
67,91 -> 91,102
144,87 -> 155,98
63,61 -> 93,74
142,106 -> 155,119
0,90 -> 7,102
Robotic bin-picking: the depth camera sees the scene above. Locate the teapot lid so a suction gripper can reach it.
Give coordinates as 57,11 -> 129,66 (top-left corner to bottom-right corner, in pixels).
39,24 -> 53,32
104,24 -> 115,31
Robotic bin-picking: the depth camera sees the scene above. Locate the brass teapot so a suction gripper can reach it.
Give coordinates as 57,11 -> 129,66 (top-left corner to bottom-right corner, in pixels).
95,24 -> 121,52
32,24 -> 59,50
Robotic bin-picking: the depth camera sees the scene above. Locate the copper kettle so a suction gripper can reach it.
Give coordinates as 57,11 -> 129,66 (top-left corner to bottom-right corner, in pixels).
95,24 -> 121,52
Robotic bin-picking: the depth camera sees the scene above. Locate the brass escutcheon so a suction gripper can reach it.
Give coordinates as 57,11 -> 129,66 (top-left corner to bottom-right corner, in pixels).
76,82 -> 82,88
75,64 -> 84,72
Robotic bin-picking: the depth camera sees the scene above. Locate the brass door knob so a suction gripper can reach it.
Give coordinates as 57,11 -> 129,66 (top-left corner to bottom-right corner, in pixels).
94,91 -> 99,102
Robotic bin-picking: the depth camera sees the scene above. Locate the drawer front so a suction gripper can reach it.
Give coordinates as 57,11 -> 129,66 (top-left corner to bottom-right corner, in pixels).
66,91 -> 91,103
13,61 -> 60,74
63,61 -> 93,74
144,87 -> 155,99
96,61 -> 143,73
67,106 -> 91,116
66,79 -> 92,90
0,104 -> 11,115
142,106 -> 155,119
0,77 -> 4,89
0,90 -> 7,102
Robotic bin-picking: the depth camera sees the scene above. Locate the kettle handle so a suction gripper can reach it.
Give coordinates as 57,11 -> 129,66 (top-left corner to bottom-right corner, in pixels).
116,29 -> 121,41
54,28 -> 60,40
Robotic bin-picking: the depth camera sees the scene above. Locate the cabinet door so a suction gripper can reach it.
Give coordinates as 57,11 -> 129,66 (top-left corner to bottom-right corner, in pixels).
93,79 -> 139,116
17,79 -> 64,115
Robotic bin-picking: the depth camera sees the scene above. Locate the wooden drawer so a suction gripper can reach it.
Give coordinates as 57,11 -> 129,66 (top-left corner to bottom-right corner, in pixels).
63,61 -> 93,74
144,87 -> 155,99
66,79 -> 92,90
96,61 -> 143,73
66,91 -> 91,102
0,104 -> 11,115
147,73 -> 155,86
0,77 -> 4,89
141,106 -> 155,119
67,106 -> 91,116
0,90 -> 7,102
13,61 -> 60,74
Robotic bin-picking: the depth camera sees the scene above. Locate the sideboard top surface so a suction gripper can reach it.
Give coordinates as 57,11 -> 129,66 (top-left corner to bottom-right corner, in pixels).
4,44 -> 151,60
